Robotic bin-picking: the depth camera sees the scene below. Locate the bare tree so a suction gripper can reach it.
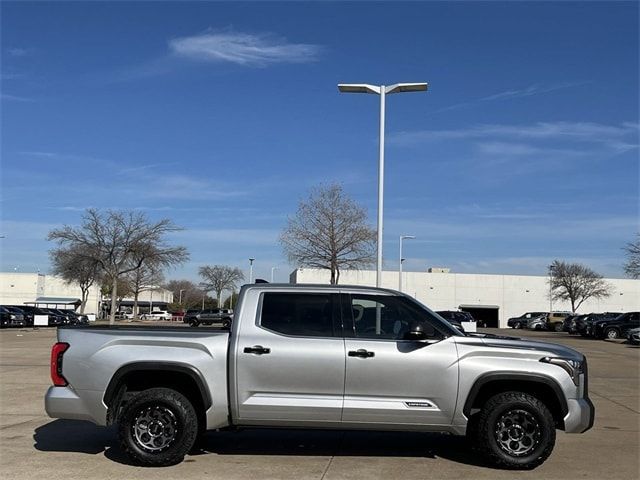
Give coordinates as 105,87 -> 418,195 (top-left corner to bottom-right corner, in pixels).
48,209 -> 188,324
623,234 -> 640,279
198,265 -> 244,307
549,260 -> 612,312
49,246 -> 100,313
165,279 -> 205,309
280,184 -> 376,284
126,262 -> 165,319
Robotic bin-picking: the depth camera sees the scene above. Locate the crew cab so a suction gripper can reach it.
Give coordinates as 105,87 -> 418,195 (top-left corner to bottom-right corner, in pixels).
45,284 -> 594,469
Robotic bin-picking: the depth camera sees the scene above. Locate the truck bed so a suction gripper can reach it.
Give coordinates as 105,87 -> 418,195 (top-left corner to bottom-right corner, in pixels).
49,325 -> 231,429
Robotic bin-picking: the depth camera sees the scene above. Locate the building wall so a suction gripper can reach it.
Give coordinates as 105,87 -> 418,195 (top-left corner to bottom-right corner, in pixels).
0,272 -> 173,315
0,272 -> 101,313
291,268 -> 640,328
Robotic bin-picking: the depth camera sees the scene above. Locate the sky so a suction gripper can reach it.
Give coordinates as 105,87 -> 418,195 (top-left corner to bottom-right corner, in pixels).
1,1 -> 638,283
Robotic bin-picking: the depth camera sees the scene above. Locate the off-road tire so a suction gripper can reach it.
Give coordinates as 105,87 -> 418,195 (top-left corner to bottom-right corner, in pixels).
472,391 -> 555,469
118,387 -> 198,467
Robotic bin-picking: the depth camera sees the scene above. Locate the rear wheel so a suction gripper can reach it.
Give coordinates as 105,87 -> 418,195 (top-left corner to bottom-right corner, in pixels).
472,391 -> 555,469
118,387 -> 198,467
554,322 -> 563,332
605,328 -> 620,339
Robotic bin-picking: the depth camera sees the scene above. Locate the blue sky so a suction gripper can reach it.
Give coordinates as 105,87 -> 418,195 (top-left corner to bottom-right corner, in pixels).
1,1 -> 638,282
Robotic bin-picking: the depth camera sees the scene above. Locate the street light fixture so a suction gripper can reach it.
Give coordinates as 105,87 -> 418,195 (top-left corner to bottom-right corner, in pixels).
249,258 -> 255,284
399,235 -> 416,292
338,82 -> 428,287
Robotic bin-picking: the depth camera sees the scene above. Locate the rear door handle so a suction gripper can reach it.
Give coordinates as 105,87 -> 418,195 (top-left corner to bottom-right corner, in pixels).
348,349 -> 375,358
243,345 -> 271,355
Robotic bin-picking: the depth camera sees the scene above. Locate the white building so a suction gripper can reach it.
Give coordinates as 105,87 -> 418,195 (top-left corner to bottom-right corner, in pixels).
0,272 -> 102,314
290,268 -> 640,328
0,272 -> 174,317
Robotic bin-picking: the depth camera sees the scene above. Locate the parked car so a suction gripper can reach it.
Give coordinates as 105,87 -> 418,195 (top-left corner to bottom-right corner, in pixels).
56,309 -> 89,325
592,312 -> 640,340
0,305 -> 27,328
579,313 -> 621,337
527,314 -> 548,330
182,309 -> 200,324
626,327 -> 640,345
546,312 -> 572,332
46,283 -> 594,469
507,312 -> 547,329
188,308 -> 233,328
435,310 -> 474,332
141,310 -> 172,321
5,306 -> 33,326
19,306 -> 65,326
563,314 -> 587,334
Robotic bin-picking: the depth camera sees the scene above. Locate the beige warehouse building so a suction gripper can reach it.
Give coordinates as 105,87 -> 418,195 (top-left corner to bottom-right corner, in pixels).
290,268 -> 640,328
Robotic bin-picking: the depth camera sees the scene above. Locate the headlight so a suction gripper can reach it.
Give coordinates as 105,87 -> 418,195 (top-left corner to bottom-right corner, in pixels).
540,356 -> 584,386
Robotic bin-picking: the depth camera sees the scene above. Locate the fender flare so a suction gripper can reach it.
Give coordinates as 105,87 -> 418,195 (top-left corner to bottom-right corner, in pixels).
103,361 -> 212,410
462,372 -> 568,418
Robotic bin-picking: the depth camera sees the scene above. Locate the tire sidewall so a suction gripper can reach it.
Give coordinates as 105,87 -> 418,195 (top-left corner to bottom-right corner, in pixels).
482,394 -> 555,468
118,388 -> 198,466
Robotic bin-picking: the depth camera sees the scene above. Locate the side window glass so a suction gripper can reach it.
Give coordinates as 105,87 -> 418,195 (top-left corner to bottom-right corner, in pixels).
260,293 -> 337,337
348,294 -> 440,340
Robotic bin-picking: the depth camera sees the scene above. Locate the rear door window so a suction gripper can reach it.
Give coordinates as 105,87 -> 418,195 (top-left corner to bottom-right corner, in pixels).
260,292 -> 339,337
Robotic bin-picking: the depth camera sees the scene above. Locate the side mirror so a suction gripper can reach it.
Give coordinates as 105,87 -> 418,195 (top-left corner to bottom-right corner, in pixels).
405,321 -> 436,340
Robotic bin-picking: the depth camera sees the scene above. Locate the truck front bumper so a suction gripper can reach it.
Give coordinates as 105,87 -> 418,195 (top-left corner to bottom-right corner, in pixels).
45,386 -> 105,424
564,397 -> 595,433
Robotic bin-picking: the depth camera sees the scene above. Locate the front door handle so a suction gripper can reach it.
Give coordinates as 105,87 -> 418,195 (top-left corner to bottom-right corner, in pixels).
348,349 -> 375,358
243,345 -> 271,355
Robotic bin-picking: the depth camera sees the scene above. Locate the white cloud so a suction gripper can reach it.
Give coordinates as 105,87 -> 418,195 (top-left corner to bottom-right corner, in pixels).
389,121 -> 639,155
168,30 -> 321,66
479,82 -> 588,102
433,82 -> 589,113
6,47 -> 31,57
1,93 -> 34,102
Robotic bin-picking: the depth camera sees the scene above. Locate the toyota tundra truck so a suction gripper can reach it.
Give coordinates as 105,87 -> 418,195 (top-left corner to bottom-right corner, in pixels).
45,284 -> 594,469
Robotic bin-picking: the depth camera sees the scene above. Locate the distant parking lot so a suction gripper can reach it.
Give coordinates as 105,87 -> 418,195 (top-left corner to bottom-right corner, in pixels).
0,327 -> 638,480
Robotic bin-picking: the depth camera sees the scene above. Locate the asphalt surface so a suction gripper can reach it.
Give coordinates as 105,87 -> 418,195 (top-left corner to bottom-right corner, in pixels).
0,326 -> 638,480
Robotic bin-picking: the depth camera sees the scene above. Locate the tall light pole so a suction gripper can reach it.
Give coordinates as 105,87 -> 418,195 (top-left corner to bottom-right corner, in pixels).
249,258 -> 255,284
548,264 -> 556,311
338,82 -> 428,287
179,289 -> 185,305
270,266 -> 278,283
399,235 -> 415,292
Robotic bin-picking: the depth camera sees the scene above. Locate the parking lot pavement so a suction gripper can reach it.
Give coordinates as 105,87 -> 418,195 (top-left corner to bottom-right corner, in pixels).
0,327 -> 638,480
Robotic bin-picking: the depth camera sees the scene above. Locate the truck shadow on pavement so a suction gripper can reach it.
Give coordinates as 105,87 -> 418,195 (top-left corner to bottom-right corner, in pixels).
34,420 -> 488,468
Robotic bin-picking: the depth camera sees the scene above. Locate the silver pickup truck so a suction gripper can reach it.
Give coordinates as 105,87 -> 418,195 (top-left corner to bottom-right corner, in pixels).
45,284 -> 594,469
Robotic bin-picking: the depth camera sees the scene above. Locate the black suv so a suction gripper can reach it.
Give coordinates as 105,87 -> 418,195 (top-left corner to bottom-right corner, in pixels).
18,306 -> 65,326
0,306 -> 27,328
563,314 -> 587,334
507,312 -> 547,329
592,312 -> 640,339
186,308 -> 233,328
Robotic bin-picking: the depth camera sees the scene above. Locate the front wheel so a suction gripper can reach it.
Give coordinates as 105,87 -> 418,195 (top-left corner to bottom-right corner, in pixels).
514,323 -> 522,329
471,391 -> 555,469
118,387 -> 198,467
554,322 -> 563,332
